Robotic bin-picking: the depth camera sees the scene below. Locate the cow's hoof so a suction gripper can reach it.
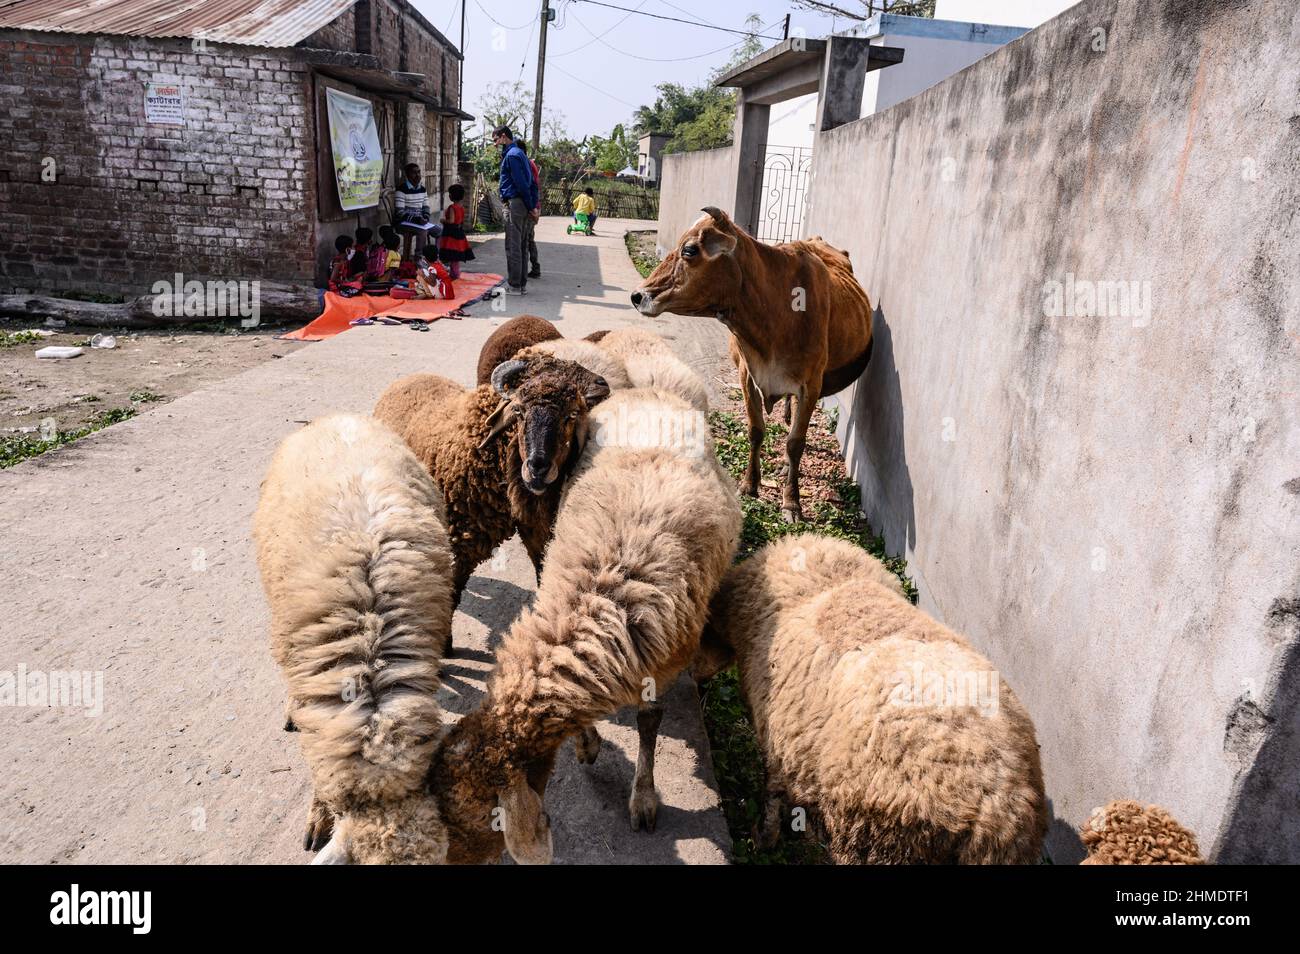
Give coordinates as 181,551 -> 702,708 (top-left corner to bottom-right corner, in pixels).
780,506 -> 802,523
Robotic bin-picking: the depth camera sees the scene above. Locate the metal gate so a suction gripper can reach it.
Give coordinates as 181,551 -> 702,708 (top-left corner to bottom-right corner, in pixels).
751,144 -> 814,244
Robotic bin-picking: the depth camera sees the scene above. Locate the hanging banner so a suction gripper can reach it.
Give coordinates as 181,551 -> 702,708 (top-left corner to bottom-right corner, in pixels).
325,87 -> 383,211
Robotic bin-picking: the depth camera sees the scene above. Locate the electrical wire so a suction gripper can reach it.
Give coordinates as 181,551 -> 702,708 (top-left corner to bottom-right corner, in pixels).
549,0 -> 649,58
472,0 -> 536,31
564,8 -> 779,62
570,0 -> 783,38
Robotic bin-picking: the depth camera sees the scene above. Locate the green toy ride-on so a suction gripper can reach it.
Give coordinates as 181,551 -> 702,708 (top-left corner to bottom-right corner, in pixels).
567,212 -> 594,236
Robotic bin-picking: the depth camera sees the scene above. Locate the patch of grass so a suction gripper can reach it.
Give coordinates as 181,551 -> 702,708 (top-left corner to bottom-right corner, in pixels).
129,389 -> 164,403
624,230 -> 660,279
78,394 -> 101,403
0,407 -> 136,469
0,330 -> 41,348
700,409 -> 919,863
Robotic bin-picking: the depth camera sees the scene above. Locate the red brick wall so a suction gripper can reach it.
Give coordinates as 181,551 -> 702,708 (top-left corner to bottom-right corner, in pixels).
0,32 -> 317,296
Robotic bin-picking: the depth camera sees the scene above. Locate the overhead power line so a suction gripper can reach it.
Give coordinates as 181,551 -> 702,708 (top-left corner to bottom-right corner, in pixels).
564,9 -> 780,63
569,0 -> 785,39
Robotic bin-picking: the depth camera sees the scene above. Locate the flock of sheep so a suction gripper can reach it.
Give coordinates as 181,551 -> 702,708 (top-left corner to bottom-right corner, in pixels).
251,312 -> 1203,865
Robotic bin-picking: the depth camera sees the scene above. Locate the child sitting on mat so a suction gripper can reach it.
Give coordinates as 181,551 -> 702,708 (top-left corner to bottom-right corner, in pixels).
437,183 -> 475,280
328,235 -> 355,290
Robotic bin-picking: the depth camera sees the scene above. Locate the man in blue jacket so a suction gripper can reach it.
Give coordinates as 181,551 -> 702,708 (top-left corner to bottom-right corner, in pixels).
493,125 -> 538,294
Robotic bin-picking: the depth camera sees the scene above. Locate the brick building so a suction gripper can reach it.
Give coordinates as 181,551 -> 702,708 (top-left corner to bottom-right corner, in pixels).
0,0 -> 471,296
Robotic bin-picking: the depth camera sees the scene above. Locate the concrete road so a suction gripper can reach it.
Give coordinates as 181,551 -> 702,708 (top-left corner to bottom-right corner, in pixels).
0,217 -> 735,864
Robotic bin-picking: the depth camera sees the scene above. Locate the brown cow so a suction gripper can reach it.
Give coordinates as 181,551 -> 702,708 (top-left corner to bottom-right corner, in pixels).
631,207 -> 873,520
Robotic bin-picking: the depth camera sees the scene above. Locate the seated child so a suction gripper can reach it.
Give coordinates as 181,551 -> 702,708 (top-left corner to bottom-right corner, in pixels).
437,183 -> 475,280
382,233 -> 402,280
328,234 -> 355,290
348,227 -> 373,278
415,243 -> 454,300
365,229 -> 388,281
573,187 -> 597,231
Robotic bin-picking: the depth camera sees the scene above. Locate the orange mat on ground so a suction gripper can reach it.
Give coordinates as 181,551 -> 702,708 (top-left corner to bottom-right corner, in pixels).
279,272 -> 504,341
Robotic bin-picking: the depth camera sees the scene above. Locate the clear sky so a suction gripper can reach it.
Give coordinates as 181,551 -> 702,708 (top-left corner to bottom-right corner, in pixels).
411,1 -> 862,140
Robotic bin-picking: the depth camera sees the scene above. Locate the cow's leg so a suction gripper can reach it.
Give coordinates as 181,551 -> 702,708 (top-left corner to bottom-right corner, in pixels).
782,388 -> 817,522
629,700 -> 664,832
739,363 -> 765,498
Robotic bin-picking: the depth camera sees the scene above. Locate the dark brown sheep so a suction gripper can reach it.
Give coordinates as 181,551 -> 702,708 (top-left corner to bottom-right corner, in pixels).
475,315 -> 562,386
375,354 -> 609,653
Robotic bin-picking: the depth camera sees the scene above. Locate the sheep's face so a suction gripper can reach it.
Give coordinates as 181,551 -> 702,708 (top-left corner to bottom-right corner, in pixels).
482,356 -> 610,495
690,618 -> 736,681
632,207 -> 741,319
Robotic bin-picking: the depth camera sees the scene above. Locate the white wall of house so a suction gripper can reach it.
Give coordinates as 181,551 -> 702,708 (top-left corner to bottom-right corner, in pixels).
845,14 -> 1030,117
764,92 -> 818,149
934,0 -> 1080,28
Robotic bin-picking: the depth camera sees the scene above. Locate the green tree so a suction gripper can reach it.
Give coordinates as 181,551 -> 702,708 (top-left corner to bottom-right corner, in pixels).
631,14 -> 766,154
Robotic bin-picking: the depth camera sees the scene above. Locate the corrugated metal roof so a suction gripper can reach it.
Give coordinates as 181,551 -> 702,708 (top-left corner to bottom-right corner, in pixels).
0,0 -> 358,48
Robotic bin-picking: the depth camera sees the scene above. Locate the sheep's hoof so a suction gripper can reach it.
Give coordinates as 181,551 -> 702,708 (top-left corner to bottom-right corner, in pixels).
303,801 -> 334,852
574,727 -> 601,765
628,787 -> 659,833
283,715 -> 297,733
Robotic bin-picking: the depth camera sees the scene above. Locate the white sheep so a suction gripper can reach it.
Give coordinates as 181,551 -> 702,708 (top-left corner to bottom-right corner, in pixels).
252,413 -> 454,864
692,533 -> 1050,864
595,327 -> 711,412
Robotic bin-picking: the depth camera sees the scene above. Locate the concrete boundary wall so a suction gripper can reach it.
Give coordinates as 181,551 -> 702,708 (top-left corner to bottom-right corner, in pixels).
804,0 -> 1299,861
656,146 -> 736,254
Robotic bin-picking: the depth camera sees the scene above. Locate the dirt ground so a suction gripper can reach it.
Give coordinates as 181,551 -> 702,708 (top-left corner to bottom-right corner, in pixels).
0,325 -> 307,435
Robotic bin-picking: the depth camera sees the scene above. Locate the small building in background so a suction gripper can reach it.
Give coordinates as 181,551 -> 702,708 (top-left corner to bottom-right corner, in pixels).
0,0 -> 471,296
637,132 -> 669,185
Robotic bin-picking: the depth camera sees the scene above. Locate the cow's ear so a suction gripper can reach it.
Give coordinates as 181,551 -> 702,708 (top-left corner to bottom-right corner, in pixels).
700,225 -> 737,258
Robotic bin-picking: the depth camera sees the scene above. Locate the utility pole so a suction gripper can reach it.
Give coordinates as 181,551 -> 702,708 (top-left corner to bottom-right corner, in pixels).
457,0 -> 465,161
531,0 -> 552,155
782,13 -> 790,39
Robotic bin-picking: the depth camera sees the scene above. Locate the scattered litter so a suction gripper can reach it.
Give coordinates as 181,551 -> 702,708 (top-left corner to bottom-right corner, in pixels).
89,334 -> 116,349
35,346 -> 83,359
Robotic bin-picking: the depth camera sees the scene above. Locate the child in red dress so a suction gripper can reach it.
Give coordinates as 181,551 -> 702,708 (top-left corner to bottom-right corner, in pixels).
438,184 -> 475,280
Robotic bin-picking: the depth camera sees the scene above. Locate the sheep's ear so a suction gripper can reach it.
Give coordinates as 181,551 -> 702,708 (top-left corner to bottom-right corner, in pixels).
584,374 -> 611,407
499,775 -> 553,865
478,400 -> 517,450
699,226 -> 737,258
491,358 -> 529,398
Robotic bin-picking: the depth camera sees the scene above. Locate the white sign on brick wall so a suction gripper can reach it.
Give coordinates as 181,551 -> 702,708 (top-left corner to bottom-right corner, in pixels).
145,82 -> 185,125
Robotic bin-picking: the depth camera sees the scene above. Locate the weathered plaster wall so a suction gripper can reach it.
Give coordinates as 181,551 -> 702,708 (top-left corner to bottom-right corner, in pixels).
656,146 -> 736,254
804,0 -> 1299,861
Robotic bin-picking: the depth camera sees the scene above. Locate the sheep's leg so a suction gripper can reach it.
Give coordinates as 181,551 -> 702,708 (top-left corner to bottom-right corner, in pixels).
629,701 -> 664,832
738,365 -> 765,498
757,775 -> 788,850
573,725 -> 601,764
303,793 -> 334,852
781,389 -> 816,522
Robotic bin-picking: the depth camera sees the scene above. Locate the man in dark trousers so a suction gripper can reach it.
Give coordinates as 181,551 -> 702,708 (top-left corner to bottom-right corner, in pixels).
493,125 -> 538,295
